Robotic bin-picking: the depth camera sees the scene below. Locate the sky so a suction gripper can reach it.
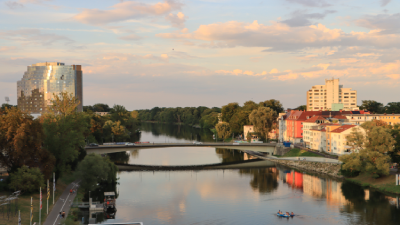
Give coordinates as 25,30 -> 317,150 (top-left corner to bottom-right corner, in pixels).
0,0 -> 399,110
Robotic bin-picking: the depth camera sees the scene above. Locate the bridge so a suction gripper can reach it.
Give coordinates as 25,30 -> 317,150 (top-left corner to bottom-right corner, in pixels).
85,142 -> 278,155
115,158 -> 276,171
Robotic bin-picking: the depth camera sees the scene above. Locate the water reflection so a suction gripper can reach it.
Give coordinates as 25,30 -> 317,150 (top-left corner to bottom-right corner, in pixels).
94,124 -> 400,224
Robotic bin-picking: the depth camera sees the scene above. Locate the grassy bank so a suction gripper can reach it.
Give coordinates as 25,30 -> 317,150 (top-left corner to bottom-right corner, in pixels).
345,173 -> 400,194
277,148 -> 323,158
0,172 -> 76,225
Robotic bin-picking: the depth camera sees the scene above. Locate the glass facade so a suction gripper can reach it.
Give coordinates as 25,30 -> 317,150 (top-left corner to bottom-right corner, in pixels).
17,62 -> 83,114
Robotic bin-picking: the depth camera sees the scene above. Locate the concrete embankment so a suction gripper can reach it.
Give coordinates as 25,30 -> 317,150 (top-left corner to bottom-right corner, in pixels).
266,158 -> 343,179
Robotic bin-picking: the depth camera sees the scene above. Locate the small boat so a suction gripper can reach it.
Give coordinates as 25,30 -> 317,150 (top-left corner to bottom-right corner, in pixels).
277,213 -> 290,218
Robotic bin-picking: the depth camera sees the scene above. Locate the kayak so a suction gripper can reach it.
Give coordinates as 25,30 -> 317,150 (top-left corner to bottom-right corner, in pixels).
277,213 -> 290,218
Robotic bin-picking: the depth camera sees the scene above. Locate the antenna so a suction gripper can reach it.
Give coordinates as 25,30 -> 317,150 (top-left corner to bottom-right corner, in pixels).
5,96 -> 10,104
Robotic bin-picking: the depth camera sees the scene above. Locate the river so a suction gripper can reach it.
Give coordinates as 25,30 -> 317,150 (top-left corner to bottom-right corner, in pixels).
87,123 -> 400,225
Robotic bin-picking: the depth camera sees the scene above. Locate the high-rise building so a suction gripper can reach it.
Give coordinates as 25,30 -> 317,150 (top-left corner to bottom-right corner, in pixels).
306,78 -> 357,111
17,62 -> 83,114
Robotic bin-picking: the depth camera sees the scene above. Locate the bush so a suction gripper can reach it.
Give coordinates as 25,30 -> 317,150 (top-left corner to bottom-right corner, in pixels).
8,166 -> 45,193
340,164 -> 360,177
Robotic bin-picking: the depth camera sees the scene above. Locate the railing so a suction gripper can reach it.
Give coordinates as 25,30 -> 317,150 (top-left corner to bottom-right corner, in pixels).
71,201 -> 101,208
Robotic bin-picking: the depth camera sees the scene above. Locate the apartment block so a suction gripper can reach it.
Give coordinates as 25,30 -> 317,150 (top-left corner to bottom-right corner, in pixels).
307,78 -> 358,111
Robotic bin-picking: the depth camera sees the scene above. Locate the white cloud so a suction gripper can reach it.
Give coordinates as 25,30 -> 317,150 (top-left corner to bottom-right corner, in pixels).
165,12 -> 186,28
74,0 -> 182,26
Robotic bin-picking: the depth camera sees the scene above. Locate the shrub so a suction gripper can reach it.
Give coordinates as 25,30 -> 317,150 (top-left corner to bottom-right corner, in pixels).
9,166 -> 45,193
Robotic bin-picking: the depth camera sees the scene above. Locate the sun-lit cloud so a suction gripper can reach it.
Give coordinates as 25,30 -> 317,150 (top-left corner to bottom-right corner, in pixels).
157,19 -> 400,51
74,0 -> 182,26
0,46 -> 17,52
165,12 -> 186,28
215,69 -> 267,76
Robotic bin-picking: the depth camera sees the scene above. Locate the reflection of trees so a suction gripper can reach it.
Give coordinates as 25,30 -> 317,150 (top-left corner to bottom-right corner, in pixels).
240,168 -> 279,193
340,182 -> 400,224
215,148 -> 244,163
107,152 -> 131,164
140,123 -> 214,142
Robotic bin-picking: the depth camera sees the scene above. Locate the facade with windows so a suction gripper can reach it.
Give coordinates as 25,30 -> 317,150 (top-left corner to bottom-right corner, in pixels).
306,78 -> 358,111
17,62 -> 83,114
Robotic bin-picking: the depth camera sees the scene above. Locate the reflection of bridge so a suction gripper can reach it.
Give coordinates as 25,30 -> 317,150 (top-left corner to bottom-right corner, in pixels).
85,143 -> 277,155
115,159 -> 276,171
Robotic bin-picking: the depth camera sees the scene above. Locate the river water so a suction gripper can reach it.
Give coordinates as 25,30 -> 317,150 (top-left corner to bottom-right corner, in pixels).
91,123 -> 400,225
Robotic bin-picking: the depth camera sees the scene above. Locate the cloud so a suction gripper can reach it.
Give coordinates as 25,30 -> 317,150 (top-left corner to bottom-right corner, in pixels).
118,34 -> 143,41
355,13 -> 400,34
157,20 -> 400,51
165,12 -> 186,28
285,0 -> 331,7
282,10 -> 336,27
215,69 -> 267,76
100,53 -> 169,63
5,0 -> 51,9
74,0 -> 182,26
0,46 -> 16,52
381,0 -> 391,7
5,1 -> 23,9
0,29 -> 73,45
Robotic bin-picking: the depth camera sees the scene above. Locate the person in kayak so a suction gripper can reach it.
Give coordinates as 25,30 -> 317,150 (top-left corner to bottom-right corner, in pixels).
286,212 -> 290,216
291,212 -> 294,216
277,210 -> 282,214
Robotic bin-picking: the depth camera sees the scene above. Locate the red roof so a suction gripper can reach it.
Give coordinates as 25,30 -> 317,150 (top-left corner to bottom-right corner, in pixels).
333,115 -> 347,119
304,116 -> 326,123
330,125 -> 357,133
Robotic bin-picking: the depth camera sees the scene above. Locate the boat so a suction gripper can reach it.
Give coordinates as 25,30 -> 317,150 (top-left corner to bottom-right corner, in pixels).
277,213 -> 290,218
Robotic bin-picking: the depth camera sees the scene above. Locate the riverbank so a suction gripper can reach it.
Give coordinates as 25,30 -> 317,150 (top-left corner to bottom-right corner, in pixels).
345,173 -> 400,194
0,172 -> 76,225
267,158 -> 343,179
267,157 -> 400,195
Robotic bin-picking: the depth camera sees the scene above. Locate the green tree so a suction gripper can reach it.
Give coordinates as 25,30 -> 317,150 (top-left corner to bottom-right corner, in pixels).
389,124 -> 400,164
249,107 -> 277,142
259,99 -> 284,114
359,100 -> 384,113
75,154 -> 118,191
1,103 -> 16,111
221,103 -> 239,122
340,122 -> 396,177
229,110 -> 250,134
242,101 -> 258,112
385,102 -> 400,114
43,92 -> 88,178
9,166 -> 45,193
216,122 -> 232,140
295,105 -> 307,111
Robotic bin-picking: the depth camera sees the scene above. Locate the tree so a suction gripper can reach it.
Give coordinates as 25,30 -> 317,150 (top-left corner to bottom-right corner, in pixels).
295,105 -> 307,111
0,107 -> 55,178
259,99 -> 284,114
48,92 -> 80,116
131,110 -> 139,119
75,154 -> 118,191
229,110 -> 250,134
92,103 -> 111,112
340,122 -> 396,178
9,166 -> 45,193
242,101 -> 258,112
359,100 -> 384,114
389,124 -> 400,164
249,107 -> 277,141
1,103 -> 16,111
43,92 -> 88,178
221,103 -> 239,122
385,102 -> 400,114
216,122 -> 232,140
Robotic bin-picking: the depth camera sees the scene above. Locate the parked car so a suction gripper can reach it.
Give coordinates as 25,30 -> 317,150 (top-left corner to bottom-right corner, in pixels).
88,143 -> 98,147
125,142 -> 135,146
193,142 -> 203,145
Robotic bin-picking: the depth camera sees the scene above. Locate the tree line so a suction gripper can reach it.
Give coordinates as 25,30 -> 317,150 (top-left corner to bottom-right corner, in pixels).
136,106 -> 222,129
0,94 -> 138,194
359,100 -> 400,114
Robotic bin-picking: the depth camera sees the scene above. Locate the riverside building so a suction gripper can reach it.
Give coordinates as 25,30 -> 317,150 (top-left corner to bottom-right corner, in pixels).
306,78 -> 358,111
17,62 -> 83,114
